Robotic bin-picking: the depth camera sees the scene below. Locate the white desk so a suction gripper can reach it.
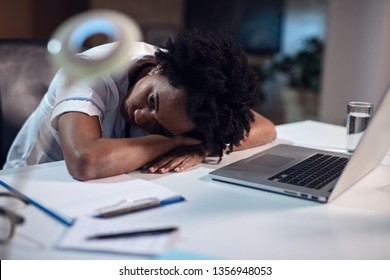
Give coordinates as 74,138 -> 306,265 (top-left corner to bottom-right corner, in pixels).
1,120 -> 390,259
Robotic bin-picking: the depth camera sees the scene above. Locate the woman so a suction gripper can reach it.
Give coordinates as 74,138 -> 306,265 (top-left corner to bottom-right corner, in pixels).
4,30 -> 276,180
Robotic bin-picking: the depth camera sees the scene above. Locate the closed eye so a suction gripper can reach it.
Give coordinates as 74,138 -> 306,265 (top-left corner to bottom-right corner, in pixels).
148,94 -> 156,110
161,126 -> 173,137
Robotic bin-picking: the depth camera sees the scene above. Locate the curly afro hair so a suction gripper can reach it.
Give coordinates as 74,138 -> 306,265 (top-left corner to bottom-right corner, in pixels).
155,29 -> 258,156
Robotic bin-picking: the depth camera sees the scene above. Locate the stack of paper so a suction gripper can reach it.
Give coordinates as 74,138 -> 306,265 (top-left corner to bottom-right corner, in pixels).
0,163 -> 185,256
0,163 -> 184,225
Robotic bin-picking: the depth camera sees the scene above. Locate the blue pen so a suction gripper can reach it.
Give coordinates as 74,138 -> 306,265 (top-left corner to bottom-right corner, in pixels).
160,195 -> 185,206
94,196 -> 185,218
1,179 -> 184,223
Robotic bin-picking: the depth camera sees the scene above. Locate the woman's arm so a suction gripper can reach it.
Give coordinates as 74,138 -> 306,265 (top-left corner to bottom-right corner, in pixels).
145,110 -> 276,174
58,112 -> 199,180
233,109 -> 277,151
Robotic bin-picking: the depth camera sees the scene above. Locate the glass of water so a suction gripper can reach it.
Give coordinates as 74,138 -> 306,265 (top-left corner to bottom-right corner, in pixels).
346,101 -> 374,153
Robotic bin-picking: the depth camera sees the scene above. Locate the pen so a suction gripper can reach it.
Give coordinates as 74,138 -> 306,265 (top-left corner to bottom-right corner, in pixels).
94,196 -> 185,218
87,226 -> 178,240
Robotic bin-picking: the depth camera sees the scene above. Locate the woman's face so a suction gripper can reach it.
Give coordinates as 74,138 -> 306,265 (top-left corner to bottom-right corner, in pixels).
121,73 -> 195,136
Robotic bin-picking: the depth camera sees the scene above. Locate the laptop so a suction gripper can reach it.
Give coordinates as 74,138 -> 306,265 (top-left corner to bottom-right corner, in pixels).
209,85 -> 390,203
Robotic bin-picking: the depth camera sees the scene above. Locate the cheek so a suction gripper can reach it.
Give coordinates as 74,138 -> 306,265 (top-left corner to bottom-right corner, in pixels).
126,88 -> 143,109
128,79 -> 152,107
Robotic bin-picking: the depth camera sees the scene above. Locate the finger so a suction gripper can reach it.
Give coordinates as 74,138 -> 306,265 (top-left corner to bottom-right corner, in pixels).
147,157 -> 174,173
157,157 -> 187,173
173,157 -> 198,172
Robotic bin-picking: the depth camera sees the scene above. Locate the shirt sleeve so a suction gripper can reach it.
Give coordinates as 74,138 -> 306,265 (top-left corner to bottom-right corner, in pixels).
49,42 -> 158,132
50,73 -> 111,131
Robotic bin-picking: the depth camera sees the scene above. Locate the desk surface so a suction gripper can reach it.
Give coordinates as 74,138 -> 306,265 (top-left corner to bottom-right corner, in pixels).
1,120 -> 390,260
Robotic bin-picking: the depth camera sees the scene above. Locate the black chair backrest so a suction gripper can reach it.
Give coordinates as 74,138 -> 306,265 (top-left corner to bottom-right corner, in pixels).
0,39 -> 57,168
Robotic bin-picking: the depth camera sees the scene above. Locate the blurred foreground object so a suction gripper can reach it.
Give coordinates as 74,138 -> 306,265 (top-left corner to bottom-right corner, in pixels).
47,10 -> 142,83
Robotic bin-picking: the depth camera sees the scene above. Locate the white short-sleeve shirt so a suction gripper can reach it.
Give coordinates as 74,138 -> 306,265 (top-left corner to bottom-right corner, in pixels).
4,42 -> 157,169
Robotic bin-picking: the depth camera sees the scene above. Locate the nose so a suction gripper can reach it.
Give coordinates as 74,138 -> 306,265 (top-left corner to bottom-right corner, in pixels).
134,108 -> 154,129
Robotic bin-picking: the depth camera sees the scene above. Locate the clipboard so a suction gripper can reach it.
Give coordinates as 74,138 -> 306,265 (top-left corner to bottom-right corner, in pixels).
0,163 -> 185,226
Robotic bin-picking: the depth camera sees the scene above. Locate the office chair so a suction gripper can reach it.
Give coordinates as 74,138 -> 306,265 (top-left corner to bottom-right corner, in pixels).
0,39 -> 56,168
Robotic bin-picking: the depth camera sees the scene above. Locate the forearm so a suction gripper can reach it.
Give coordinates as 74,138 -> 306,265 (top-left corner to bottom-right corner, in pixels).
64,135 -> 186,180
58,112 -> 195,180
233,110 -> 277,151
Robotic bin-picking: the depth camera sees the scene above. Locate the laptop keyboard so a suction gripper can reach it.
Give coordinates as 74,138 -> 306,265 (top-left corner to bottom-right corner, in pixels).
268,153 -> 349,190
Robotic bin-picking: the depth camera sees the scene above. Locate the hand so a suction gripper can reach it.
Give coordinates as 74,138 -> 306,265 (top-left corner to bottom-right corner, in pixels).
145,143 -> 208,174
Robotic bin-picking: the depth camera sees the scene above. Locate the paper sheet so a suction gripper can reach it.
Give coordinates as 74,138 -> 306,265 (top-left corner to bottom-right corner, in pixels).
0,163 -> 183,222
57,217 -> 177,256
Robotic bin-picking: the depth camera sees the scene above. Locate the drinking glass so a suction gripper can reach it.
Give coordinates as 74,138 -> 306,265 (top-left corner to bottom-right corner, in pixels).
346,101 -> 374,153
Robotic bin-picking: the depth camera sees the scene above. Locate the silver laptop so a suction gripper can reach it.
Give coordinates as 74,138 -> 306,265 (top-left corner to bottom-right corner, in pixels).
209,85 -> 390,203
